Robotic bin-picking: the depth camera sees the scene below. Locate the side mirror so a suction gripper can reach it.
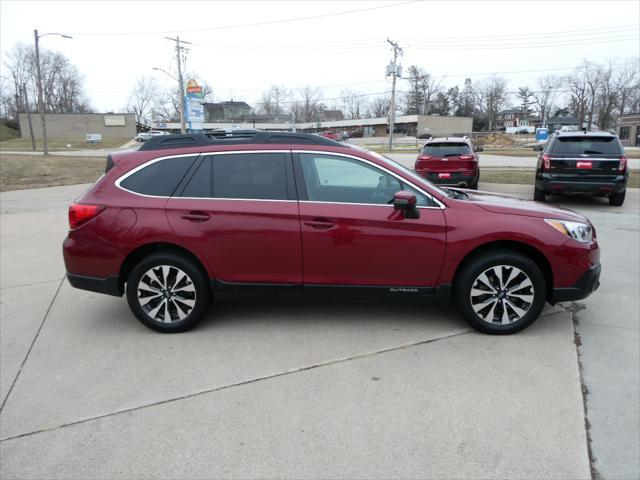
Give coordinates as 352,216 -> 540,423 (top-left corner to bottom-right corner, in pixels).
474,146 -> 483,152
393,190 -> 419,219
532,144 -> 543,151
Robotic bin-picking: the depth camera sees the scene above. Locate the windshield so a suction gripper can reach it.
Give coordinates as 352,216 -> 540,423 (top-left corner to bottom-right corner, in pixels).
422,142 -> 471,156
349,145 -> 448,198
551,136 -> 622,155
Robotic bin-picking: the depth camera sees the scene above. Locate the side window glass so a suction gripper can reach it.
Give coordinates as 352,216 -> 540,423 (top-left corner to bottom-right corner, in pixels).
120,156 -> 196,196
300,153 -> 431,206
212,153 -> 288,200
181,157 -> 212,198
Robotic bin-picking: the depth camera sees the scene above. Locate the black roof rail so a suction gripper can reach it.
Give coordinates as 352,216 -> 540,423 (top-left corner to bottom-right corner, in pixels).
138,130 -> 343,151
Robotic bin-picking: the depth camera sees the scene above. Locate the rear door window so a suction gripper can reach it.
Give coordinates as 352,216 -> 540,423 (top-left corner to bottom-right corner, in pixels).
213,153 -> 288,200
119,156 -> 197,196
550,137 -> 622,155
422,142 -> 471,156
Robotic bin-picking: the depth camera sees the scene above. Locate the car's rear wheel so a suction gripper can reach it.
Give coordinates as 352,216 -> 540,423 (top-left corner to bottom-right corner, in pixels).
534,187 -> 546,202
609,190 -> 625,206
126,252 -> 210,333
455,250 -> 547,334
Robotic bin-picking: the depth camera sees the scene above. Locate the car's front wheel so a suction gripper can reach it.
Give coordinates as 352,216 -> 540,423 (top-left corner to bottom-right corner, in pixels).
126,252 -> 211,333
455,250 -> 547,334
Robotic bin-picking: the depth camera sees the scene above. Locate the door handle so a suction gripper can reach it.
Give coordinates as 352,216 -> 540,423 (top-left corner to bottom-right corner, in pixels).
304,218 -> 335,230
180,211 -> 211,222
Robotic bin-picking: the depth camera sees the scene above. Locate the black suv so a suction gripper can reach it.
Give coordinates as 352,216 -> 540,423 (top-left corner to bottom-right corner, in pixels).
533,131 -> 628,206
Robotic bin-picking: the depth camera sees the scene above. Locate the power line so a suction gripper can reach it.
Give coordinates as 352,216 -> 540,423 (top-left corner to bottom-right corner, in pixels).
67,1 -> 421,37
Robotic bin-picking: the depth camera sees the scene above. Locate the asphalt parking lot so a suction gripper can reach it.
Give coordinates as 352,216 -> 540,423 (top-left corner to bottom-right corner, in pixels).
1,182 -> 638,479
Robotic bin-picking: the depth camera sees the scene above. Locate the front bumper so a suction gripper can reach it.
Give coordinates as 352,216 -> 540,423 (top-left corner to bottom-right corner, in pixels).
536,173 -> 627,195
551,264 -> 601,304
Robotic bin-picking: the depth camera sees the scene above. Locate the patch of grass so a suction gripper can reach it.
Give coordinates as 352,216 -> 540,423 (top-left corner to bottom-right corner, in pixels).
0,124 -> 20,142
0,154 -> 104,192
480,168 -> 639,188
0,137 -> 130,151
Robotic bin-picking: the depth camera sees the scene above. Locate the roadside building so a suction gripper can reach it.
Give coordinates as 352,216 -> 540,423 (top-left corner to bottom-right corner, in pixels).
496,108 -> 536,131
617,113 -> 640,147
18,112 -> 136,140
152,114 -> 473,138
203,101 -> 252,122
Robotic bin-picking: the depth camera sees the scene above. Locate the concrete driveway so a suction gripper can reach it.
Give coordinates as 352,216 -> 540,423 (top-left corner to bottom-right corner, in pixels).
1,182 -> 637,479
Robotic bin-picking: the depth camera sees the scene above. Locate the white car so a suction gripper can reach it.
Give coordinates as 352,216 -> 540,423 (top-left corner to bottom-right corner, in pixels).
135,131 -> 170,142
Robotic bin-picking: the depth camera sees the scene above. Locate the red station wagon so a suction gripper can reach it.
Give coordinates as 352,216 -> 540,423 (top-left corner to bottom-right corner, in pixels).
63,131 -> 600,334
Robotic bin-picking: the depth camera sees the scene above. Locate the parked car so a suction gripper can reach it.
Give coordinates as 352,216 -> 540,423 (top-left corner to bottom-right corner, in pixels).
347,130 -> 364,138
415,137 -> 482,189
533,131 -> 628,206
135,130 -> 170,142
64,131 -> 600,335
319,131 -> 341,141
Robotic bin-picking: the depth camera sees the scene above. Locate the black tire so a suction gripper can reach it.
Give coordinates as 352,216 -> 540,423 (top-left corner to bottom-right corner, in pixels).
468,178 -> 479,190
454,250 -> 547,335
534,187 -> 546,202
126,252 -> 211,333
609,190 -> 625,206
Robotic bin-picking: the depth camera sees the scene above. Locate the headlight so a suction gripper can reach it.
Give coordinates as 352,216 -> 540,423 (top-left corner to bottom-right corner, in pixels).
545,219 -> 593,243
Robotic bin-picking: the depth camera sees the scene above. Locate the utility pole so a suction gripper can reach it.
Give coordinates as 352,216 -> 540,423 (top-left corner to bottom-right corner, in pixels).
33,30 -> 71,154
22,83 -> 36,151
386,38 -> 403,151
34,29 -> 48,154
165,36 -> 191,134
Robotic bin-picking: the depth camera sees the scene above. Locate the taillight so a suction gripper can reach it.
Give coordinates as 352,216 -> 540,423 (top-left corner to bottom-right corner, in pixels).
458,154 -> 475,161
68,204 -> 105,229
619,155 -> 628,172
417,155 -> 432,161
543,155 -> 551,170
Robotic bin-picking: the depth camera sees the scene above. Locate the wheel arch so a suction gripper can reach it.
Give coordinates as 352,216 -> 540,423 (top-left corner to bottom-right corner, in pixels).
119,242 -> 211,293
452,240 -> 553,301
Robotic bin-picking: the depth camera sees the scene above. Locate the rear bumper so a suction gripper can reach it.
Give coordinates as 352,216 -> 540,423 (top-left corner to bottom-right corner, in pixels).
536,173 -> 627,194
417,171 -> 478,187
67,273 -> 122,297
551,264 -> 601,304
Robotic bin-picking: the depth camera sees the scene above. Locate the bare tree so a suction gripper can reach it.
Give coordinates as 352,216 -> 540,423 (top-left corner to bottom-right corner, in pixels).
475,75 -> 508,131
295,86 -> 322,122
367,96 -> 391,118
127,76 -> 160,122
3,42 -> 91,114
340,89 -> 367,119
533,75 -> 562,126
403,65 -> 442,115
614,61 -> 639,115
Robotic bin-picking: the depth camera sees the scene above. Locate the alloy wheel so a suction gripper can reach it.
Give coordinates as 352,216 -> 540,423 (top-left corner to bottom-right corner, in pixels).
469,265 -> 535,324
137,265 -> 196,323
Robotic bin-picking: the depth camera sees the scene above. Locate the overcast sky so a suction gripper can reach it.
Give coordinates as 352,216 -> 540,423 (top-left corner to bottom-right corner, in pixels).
1,0 -> 638,113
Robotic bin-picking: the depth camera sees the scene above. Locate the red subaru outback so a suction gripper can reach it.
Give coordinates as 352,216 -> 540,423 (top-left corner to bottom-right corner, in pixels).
63,131 -> 600,334
415,137 -> 481,189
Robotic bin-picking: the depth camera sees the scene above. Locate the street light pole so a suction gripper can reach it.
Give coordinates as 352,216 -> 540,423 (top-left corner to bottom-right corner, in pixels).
33,30 -> 72,155
386,38 -> 403,152
34,29 -> 48,154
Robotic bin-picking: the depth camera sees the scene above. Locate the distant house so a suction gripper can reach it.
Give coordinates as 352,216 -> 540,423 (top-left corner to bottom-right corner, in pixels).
203,101 -> 252,122
320,109 -> 345,122
496,108 -> 536,130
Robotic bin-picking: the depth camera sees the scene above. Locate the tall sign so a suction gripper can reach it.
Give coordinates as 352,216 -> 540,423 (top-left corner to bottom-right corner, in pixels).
185,79 -> 205,131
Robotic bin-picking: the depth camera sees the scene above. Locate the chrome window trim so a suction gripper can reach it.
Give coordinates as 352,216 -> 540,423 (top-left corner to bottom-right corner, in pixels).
114,150 -> 290,199
114,148 -> 446,210
294,149 -> 446,210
